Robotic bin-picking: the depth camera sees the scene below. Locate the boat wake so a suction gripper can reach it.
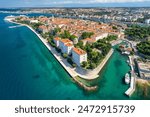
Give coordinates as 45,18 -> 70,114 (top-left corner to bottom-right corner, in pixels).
8,25 -> 23,29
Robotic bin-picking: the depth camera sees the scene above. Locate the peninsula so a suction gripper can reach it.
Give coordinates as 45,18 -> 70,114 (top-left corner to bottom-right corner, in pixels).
5,15 -> 124,90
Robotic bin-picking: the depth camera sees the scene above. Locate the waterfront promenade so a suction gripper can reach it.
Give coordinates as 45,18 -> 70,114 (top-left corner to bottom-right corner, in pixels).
27,26 -> 113,79
75,49 -> 114,79
7,18 -> 114,80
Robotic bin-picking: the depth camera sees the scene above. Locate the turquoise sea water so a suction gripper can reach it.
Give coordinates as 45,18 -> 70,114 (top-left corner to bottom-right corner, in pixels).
0,13 -> 144,100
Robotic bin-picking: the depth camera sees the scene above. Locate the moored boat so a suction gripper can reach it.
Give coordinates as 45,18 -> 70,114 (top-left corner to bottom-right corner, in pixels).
125,73 -> 130,84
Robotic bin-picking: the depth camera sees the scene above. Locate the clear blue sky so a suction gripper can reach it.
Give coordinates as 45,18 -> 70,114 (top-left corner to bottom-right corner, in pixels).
0,0 -> 150,7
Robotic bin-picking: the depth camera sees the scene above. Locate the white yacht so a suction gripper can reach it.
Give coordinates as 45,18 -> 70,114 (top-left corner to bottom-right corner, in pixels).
125,73 -> 130,84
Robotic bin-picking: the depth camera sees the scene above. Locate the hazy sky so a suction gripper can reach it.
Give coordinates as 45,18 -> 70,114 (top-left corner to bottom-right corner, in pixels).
0,0 -> 150,7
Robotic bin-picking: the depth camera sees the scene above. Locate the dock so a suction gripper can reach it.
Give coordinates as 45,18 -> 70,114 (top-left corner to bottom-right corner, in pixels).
125,56 -> 136,96
73,77 -> 98,91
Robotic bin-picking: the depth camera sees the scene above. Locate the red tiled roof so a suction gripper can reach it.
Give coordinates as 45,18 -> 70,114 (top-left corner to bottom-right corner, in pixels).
60,39 -> 72,43
73,48 -> 86,55
65,43 -> 73,47
54,37 -> 61,41
38,25 -> 47,29
84,38 -> 96,42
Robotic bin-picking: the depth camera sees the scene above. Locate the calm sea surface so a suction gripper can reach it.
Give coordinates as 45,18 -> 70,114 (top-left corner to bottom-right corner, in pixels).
0,13 -> 145,100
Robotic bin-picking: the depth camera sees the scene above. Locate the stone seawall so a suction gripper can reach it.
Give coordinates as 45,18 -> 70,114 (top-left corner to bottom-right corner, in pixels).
75,49 -> 114,80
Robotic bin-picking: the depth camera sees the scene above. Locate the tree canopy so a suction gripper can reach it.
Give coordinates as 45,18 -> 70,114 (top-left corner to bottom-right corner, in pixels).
125,25 -> 150,41
81,32 -> 94,39
137,41 -> 150,58
105,35 -> 118,42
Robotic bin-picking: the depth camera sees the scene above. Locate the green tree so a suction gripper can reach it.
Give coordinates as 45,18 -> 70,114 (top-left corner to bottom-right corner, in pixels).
89,63 -> 96,69
70,35 -> 77,41
81,61 -> 88,68
137,41 -> 150,57
53,28 -> 61,36
60,30 -> 71,39
72,63 -> 77,68
84,43 -> 92,53
106,35 -> 118,42
81,32 -> 94,39
62,53 -> 68,58
75,41 -> 84,49
112,26 -> 117,30
125,25 -> 150,41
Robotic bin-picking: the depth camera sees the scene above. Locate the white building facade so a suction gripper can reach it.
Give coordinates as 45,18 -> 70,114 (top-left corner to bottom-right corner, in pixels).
53,37 -> 60,47
63,43 -> 74,55
59,39 -> 73,55
72,48 -> 87,66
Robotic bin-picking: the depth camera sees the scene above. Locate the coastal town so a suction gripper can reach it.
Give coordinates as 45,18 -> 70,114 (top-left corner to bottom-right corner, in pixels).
5,7 -> 150,96
12,15 -> 123,78
2,8 -> 150,24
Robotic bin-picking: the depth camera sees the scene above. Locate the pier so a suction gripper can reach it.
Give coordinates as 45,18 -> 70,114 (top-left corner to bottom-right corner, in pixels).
73,77 -> 98,91
125,56 -> 136,96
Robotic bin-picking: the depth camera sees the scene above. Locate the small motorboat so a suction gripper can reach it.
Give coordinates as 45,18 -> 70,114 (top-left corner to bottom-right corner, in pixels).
125,73 -> 130,84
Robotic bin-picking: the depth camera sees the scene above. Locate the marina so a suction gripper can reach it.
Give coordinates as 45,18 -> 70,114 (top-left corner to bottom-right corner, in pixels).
125,56 -> 136,96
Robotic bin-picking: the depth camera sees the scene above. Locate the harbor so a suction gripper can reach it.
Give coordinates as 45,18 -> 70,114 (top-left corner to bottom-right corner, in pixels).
125,56 -> 136,96
117,40 -> 137,96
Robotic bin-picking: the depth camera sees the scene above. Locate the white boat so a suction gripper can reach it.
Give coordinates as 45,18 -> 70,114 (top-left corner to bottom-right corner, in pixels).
125,73 -> 130,84
122,51 -> 130,55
